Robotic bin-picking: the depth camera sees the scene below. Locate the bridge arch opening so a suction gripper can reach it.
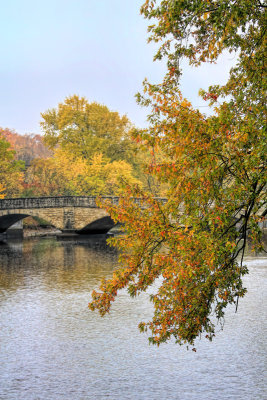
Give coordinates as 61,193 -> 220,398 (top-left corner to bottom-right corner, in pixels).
78,216 -> 115,234
0,213 -> 57,233
0,213 -> 116,235
0,214 -> 30,233
23,216 -> 56,229
0,197 -> 123,235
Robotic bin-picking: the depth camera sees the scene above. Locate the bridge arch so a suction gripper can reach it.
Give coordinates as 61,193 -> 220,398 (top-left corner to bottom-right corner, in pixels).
0,211 -> 59,233
0,212 -> 116,234
0,196 -> 166,235
0,196 -> 167,234
0,197 -> 120,234
78,216 -> 115,234
0,213 -> 30,233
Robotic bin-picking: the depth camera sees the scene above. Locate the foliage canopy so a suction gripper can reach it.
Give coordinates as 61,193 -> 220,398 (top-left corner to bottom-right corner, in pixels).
23,149 -> 141,197
89,0 -> 267,347
0,134 -> 24,197
2,99 -> 144,199
0,128 -> 51,165
40,95 -> 135,164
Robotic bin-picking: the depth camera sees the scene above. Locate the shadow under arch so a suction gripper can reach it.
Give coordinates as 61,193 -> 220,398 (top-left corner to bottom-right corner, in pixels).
0,213 -> 116,235
0,213 -> 56,233
0,214 -> 30,233
77,216 -> 115,234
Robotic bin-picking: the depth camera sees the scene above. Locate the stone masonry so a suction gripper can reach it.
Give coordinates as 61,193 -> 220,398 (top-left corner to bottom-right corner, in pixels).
0,196 -> 120,234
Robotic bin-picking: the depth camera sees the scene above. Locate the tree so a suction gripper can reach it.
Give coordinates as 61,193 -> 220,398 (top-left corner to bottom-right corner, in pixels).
40,95 -> 136,164
22,157 -> 69,197
0,128 -> 51,165
55,149 -> 142,196
89,0 -> 266,347
0,135 -> 24,197
23,149 -> 142,197
74,152 -> 142,196
0,183 -> 5,199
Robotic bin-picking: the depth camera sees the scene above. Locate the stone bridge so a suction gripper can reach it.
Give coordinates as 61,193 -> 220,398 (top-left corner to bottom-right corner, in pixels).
0,196 -> 126,234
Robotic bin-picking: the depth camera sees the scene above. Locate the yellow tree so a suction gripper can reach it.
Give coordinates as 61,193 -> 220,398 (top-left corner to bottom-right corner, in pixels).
23,149 -> 142,197
23,158 -> 69,196
40,95 -> 136,164
0,183 -> 5,199
0,135 -> 24,197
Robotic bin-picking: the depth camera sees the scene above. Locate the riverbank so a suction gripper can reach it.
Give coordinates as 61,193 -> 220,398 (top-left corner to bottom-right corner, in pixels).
0,228 -> 62,241
23,227 -> 62,238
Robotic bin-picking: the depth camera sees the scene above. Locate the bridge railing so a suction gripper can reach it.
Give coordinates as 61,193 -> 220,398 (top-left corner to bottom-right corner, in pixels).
0,196 -> 167,210
0,196 -> 115,209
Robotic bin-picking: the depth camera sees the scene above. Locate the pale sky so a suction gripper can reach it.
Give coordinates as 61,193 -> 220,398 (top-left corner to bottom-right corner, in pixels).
0,0 -> 236,135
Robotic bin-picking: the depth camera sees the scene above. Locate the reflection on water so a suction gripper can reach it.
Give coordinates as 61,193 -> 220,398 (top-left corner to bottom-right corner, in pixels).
0,236 -> 266,400
0,236 -> 116,295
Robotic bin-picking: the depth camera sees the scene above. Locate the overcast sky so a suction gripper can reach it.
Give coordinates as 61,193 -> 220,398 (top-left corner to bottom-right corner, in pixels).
0,0 -> 236,135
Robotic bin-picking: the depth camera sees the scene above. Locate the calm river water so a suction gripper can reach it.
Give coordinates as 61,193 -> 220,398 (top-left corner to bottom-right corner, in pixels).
0,236 -> 266,400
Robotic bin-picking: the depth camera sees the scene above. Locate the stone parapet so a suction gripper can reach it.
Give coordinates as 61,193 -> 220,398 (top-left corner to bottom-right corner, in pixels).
0,196 -> 168,234
0,196 -> 120,210
0,196 -> 168,210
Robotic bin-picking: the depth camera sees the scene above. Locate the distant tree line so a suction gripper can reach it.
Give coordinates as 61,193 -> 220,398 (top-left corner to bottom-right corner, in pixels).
0,95 -> 164,199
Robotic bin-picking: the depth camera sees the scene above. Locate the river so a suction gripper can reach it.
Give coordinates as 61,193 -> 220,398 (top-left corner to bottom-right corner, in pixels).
0,236 -> 266,400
